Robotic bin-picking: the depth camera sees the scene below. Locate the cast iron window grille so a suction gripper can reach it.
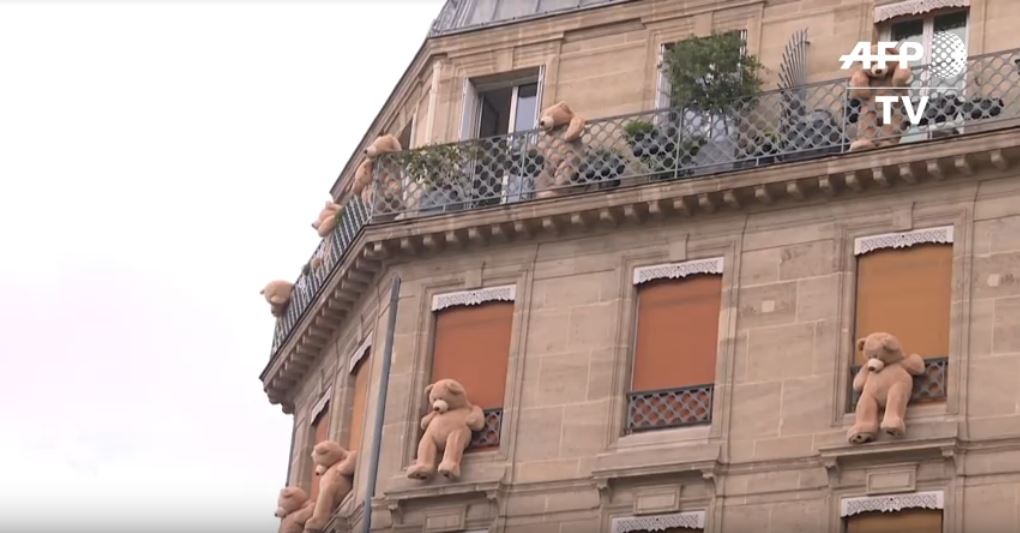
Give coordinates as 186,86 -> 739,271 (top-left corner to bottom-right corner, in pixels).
626,384 -> 713,433
468,408 -> 503,450
847,357 -> 948,411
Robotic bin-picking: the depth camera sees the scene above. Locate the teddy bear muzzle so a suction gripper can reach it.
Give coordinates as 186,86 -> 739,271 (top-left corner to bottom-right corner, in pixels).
866,358 -> 886,372
432,399 -> 449,413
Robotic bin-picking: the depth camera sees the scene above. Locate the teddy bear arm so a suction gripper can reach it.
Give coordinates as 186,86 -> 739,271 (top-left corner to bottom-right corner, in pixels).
465,405 -> 486,431
420,410 -> 437,431
851,364 -> 871,392
902,353 -> 926,376
563,115 -> 587,143
335,450 -> 357,476
848,69 -> 872,100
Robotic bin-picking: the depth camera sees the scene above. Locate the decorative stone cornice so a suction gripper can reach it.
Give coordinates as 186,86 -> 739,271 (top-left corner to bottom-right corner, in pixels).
840,490 -> 944,517
854,226 -> 954,256
431,285 -> 516,312
611,511 -> 705,533
349,335 -> 372,374
633,257 -> 724,285
262,129 -> 1020,410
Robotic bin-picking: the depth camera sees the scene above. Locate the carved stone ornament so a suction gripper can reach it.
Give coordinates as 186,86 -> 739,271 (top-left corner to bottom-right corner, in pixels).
431,285 -> 516,312
611,511 -> 706,533
348,335 -> 372,374
853,226 -> 954,256
874,0 -> 969,22
840,490 -> 944,517
633,257 -> 724,286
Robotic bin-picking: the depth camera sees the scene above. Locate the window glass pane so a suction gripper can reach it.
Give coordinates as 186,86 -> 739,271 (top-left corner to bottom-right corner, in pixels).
932,11 -> 968,88
513,83 -> 538,132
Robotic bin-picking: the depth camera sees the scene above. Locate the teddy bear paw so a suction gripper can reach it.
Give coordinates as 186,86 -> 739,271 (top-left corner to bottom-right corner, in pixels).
437,461 -> 461,480
881,420 -> 905,438
405,463 -> 435,480
847,428 -> 876,444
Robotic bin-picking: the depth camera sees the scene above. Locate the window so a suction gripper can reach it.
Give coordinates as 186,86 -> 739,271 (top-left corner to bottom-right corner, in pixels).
346,345 -> 372,452
429,288 -> 515,450
852,228 -> 953,405
627,260 -> 723,433
308,402 -> 330,501
845,509 -> 943,533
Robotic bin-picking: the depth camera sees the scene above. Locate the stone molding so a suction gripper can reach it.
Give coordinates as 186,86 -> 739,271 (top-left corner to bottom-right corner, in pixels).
853,225 -> 954,256
611,510 -> 705,533
840,490 -> 944,517
632,257 -> 724,285
874,0 -> 969,23
431,285 -> 517,312
348,334 -> 372,374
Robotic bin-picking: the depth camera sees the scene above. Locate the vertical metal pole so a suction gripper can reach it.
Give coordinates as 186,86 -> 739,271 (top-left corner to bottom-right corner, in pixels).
362,277 -> 401,533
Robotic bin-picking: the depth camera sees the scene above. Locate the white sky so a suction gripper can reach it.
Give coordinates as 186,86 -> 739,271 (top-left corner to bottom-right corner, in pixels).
0,1 -> 444,531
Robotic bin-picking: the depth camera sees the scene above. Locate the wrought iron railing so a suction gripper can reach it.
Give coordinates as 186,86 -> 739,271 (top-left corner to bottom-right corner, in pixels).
469,408 -> 503,450
626,384 -> 713,433
268,48 -> 1020,360
848,357 -> 949,411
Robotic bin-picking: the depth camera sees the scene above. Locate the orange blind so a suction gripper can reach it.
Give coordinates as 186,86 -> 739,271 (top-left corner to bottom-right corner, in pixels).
854,243 -> 952,365
632,275 -> 722,391
347,354 -> 371,453
431,301 -> 513,409
309,405 -> 330,501
846,509 -> 943,533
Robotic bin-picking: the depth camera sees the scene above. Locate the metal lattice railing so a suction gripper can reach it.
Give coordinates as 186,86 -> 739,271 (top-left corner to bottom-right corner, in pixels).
268,48 -> 1020,360
848,357 -> 949,411
626,384 -> 713,433
468,408 -> 502,450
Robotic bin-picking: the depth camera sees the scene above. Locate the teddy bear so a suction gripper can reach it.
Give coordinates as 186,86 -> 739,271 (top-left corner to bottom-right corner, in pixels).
274,486 -> 314,533
534,102 -> 587,199
349,134 -> 403,208
847,331 -> 926,444
304,441 -> 358,532
406,378 -> 485,481
261,280 -> 294,318
307,200 -> 342,272
848,42 -> 913,151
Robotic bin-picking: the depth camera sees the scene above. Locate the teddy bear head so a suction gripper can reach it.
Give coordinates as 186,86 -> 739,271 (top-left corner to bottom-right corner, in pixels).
425,378 -> 471,414
862,43 -> 912,86
856,331 -> 906,373
274,486 -> 309,518
310,440 -> 351,476
311,200 -> 341,237
539,102 -> 586,143
260,280 -> 293,316
364,134 -> 403,159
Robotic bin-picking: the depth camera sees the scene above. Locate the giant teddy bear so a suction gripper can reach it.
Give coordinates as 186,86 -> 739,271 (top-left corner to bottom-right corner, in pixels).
274,486 -> 314,533
847,331 -> 926,444
350,134 -> 402,208
406,378 -> 485,481
261,280 -> 294,318
304,441 -> 357,532
534,102 -> 587,199
848,42 -> 913,151
307,200 -> 342,272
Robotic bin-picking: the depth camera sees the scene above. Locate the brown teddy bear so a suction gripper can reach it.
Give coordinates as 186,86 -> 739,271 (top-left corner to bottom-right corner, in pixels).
274,486 -> 314,533
307,200 -> 341,271
261,280 -> 294,318
535,102 -> 587,199
406,378 -> 485,481
847,332 -> 926,444
350,134 -> 402,206
305,441 -> 358,532
848,43 -> 913,151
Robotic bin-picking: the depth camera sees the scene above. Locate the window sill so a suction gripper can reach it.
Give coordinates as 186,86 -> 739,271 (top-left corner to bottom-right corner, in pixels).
615,423 -> 712,449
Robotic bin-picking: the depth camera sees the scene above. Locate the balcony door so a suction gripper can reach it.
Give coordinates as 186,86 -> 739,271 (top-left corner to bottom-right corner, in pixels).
461,69 -> 542,206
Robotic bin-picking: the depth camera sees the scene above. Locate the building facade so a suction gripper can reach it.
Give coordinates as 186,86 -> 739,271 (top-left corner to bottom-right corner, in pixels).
260,0 -> 1020,531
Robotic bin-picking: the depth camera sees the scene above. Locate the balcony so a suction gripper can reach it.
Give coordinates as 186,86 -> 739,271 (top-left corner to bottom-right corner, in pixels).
267,47 -> 1020,365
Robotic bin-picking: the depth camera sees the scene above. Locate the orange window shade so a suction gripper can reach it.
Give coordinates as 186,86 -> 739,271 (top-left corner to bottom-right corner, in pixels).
309,405 -> 330,501
854,243 -> 952,365
632,274 -> 722,392
347,355 -> 372,453
431,301 -> 514,409
846,508 -> 943,533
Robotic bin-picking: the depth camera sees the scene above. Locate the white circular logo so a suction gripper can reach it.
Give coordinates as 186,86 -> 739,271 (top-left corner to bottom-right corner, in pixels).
930,33 -> 967,80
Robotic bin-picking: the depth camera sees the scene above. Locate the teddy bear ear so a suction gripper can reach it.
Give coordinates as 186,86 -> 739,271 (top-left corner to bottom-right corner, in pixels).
447,380 -> 465,395
882,335 -> 902,352
424,383 -> 434,396
856,337 -> 866,352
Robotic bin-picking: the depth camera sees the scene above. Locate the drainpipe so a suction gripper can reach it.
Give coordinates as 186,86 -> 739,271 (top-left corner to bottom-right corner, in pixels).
362,277 -> 401,533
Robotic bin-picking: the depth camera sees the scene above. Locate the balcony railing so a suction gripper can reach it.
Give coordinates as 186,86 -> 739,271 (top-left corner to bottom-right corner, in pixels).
268,48 -> 1020,360
626,384 -> 714,433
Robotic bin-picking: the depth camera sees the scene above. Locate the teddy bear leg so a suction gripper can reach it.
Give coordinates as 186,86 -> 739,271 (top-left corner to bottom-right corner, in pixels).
304,483 -> 336,533
406,436 -> 438,480
437,427 -> 472,480
880,382 -> 911,438
847,393 -> 879,444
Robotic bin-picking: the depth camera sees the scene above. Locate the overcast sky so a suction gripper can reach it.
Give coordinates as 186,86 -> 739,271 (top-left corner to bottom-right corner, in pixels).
0,1 -> 444,530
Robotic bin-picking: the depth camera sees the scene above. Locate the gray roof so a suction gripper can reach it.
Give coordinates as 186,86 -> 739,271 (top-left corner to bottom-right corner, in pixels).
430,0 -> 633,36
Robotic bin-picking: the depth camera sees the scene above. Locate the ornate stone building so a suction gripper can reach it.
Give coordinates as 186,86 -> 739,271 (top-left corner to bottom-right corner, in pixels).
260,0 -> 1020,531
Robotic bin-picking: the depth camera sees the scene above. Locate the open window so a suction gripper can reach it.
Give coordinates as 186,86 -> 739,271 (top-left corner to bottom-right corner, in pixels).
308,400 -> 330,502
